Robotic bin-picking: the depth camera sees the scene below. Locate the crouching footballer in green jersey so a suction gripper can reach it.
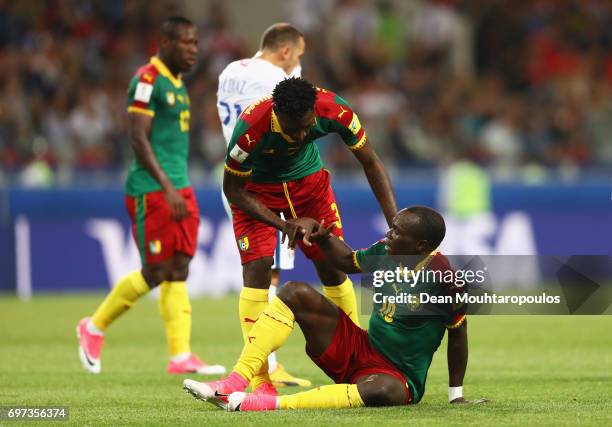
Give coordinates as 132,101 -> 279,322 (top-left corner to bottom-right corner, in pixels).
183,206 -> 488,411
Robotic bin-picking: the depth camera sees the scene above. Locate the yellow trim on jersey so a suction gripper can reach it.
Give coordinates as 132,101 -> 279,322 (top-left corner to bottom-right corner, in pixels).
348,132 -> 367,151
446,314 -> 466,329
150,56 -> 183,89
224,163 -> 252,177
127,106 -> 155,117
282,182 -> 298,219
352,251 -> 362,271
415,250 -> 438,272
271,110 -> 296,143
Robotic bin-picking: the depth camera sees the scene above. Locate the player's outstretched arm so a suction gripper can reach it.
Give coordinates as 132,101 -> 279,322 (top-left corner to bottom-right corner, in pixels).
308,219 -> 361,274
352,143 -> 397,227
128,113 -> 187,220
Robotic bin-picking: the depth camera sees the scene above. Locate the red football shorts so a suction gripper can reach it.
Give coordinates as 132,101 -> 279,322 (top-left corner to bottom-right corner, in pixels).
231,168 -> 344,264
125,186 -> 199,264
307,308 -> 412,404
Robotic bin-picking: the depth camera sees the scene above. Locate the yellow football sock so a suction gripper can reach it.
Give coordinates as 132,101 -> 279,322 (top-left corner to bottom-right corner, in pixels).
239,287 -> 272,389
159,281 -> 192,356
234,296 -> 294,381
279,384 -> 365,409
323,277 -> 361,327
267,284 -> 278,372
91,271 -> 149,330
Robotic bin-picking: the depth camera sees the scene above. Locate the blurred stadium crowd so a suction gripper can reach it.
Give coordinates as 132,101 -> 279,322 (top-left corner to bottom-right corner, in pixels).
1,0 -> 611,186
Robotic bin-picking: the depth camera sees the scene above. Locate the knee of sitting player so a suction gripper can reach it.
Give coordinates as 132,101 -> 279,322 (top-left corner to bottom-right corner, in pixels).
358,376 -> 408,407
277,281 -> 317,310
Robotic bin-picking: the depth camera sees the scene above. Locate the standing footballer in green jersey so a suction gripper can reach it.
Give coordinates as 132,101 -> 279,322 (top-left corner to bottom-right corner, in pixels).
77,16 -> 224,376
220,78 -> 396,395
183,207 -> 487,411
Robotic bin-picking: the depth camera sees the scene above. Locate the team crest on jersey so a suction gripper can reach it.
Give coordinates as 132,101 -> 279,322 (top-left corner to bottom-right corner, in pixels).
166,91 -> 175,106
349,113 -> 361,135
237,236 -> 250,252
149,240 -> 162,254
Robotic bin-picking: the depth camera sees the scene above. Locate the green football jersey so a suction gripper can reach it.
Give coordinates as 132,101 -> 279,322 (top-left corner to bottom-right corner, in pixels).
125,56 -> 191,196
353,241 -> 466,403
224,88 -> 367,183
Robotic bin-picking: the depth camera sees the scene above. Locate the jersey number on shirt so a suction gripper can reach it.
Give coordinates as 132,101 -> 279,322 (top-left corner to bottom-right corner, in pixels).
330,202 -> 343,229
180,110 -> 190,132
380,302 -> 396,323
219,101 -> 243,125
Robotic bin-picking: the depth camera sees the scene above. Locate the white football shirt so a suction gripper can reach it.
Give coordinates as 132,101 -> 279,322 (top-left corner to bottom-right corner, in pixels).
217,56 -> 301,144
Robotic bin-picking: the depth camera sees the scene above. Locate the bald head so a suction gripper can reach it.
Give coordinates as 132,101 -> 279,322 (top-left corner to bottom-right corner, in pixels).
258,23 -> 305,75
260,23 -> 304,51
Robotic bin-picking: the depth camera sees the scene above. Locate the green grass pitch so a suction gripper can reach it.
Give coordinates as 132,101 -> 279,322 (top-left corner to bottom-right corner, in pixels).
1,294 -> 611,426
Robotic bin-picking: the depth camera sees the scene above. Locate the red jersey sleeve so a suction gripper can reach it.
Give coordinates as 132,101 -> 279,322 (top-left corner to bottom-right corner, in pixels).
315,88 -> 368,151
127,64 -> 160,117
224,97 -> 272,177
433,253 -> 467,329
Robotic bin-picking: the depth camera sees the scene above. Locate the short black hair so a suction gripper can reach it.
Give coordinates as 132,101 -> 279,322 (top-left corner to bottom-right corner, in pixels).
159,16 -> 194,40
272,77 -> 317,117
405,206 -> 446,249
260,23 -> 303,51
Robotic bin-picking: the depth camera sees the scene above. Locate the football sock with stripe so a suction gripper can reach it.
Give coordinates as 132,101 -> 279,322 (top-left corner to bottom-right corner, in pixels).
234,296 -> 294,382
239,287 -> 272,389
91,271 -> 150,331
278,384 -> 365,409
159,281 -> 192,357
323,277 -> 361,327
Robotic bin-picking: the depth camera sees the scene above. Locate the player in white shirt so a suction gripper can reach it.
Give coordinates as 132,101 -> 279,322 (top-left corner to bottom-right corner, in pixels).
216,23 -> 310,390
218,56 -> 301,144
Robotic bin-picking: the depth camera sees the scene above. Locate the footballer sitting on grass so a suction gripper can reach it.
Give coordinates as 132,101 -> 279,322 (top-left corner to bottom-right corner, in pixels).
183,206 -> 487,411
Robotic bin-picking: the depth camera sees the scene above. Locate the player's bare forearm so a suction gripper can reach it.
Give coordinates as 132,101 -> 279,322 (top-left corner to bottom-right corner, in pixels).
447,319 -> 468,387
223,171 -> 285,230
316,235 -> 360,274
128,113 -> 173,192
353,143 -> 397,226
